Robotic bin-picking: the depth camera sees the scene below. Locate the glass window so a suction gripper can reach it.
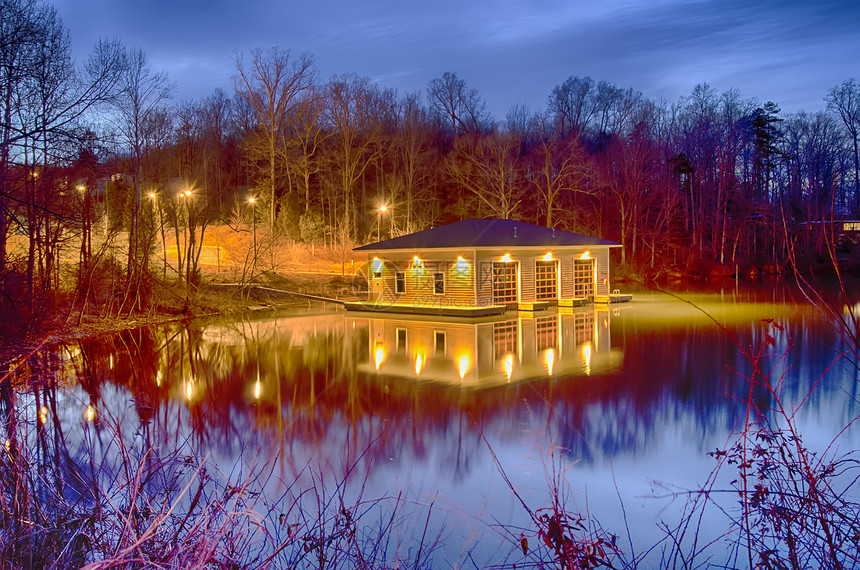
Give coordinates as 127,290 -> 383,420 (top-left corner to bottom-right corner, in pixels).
535,260 -> 557,300
492,262 -> 517,304
433,272 -> 445,294
395,272 -> 405,293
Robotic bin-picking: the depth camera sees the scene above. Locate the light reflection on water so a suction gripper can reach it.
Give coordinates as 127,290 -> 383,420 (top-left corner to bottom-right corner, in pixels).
13,281 -> 860,565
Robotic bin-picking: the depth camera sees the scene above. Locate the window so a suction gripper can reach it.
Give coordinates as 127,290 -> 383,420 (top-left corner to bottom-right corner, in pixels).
372,271 -> 382,279
395,272 -> 405,293
433,272 -> 445,294
434,331 -> 446,355
492,262 -> 518,304
396,328 -> 407,352
535,260 -> 557,300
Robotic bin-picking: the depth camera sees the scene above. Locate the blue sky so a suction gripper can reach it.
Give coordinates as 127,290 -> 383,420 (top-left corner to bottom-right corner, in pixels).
53,0 -> 860,119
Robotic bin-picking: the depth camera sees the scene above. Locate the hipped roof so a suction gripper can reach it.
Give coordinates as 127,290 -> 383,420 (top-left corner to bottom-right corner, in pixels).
354,218 -> 621,251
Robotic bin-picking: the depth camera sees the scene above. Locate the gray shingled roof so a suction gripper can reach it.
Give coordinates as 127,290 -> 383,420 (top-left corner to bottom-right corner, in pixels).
354,218 -> 620,251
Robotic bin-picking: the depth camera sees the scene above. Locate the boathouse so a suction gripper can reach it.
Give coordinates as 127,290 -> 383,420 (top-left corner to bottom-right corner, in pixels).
348,218 -> 621,316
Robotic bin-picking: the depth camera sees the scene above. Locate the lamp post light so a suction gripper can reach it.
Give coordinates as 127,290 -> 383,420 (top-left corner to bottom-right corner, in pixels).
249,197 -> 256,278
377,204 -> 389,241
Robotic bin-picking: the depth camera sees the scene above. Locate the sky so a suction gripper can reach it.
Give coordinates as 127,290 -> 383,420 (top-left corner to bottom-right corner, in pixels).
52,0 -> 860,120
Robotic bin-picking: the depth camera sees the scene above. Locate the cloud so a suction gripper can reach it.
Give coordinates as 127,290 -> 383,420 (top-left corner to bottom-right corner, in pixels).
52,0 -> 860,117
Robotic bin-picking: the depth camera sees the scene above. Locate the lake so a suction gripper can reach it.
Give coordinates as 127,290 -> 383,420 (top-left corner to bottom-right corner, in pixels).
6,278 -> 860,568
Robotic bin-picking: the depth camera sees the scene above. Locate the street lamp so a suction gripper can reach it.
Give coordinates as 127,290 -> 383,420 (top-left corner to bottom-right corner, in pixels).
178,189 -> 192,276
249,197 -> 256,277
377,204 -> 389,241
78,185 -> 91,264
149,191 -> 167,276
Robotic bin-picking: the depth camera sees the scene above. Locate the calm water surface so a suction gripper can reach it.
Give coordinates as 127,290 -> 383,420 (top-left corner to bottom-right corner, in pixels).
16,280 -> 860,566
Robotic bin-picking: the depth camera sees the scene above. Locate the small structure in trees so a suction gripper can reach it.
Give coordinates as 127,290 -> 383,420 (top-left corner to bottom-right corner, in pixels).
348,218 -> 621,316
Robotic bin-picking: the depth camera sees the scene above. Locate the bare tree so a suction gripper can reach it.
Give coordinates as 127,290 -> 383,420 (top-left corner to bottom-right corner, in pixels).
426,71 -> 492,137
528,137 -> 593,228
111,46 -> 174,313
234,47 -> 316,228
391,91 -> 436,232
284,86 -> 328,214
446,132 -> 523,219
323,73 -> 388,239
826,79 -> 860,210
547,75 -> 595,139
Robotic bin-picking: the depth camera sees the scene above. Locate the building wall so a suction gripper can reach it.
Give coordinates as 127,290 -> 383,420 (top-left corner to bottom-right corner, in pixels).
368,252 -> 478,308
595,248 -> 611,297
364,245 -> 615,308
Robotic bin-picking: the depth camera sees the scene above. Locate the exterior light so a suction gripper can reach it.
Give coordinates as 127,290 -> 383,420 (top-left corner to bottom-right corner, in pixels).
379,204 -> 388,213
249,197 -> 255,204
371,257 -> 383,272
455,256 -> 469,271
184,189 -> 192,197
148,192 -> 156,199
542,252 -> 554,261
412,256 -> 423,269
500,253 -> 513,262
580,251 -> 591,260
77,185 -> 86,192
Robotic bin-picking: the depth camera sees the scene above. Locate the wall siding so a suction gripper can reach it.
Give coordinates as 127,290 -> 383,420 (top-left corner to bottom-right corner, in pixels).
560,256 -> 574,298
520,261 -> 535,303
364,245 -> 615,307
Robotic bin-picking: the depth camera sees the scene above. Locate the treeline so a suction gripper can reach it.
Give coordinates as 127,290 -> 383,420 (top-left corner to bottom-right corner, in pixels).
2,0 -> 860,325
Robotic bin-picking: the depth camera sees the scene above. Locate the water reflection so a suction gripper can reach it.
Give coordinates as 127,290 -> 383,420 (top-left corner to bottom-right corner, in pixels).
8,284 -> 860,565
355,307 -> 620,387
32,294 -> 860,470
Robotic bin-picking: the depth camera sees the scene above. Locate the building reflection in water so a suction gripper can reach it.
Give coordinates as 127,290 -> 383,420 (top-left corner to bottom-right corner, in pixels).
354,306 -> 621,387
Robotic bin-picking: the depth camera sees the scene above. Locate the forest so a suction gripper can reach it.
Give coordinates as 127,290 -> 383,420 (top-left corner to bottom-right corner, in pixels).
2,0 -> 860,334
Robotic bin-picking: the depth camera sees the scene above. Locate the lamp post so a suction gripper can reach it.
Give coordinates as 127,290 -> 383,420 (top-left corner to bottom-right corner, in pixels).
377,204 -> 388,241
178,189 -> 192,277
149,191 -> 167,277
249,197 -> 256,278
78,185 -> 91,267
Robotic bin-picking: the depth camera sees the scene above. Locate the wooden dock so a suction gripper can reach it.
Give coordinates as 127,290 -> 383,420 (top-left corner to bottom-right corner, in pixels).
343,301 -> 506,317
